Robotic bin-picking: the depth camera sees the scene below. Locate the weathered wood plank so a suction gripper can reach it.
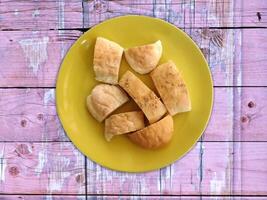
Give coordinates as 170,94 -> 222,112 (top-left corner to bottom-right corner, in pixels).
0,142 -> 85,194
1,87 -> 266,142
0,88 -> 234,142
237,88 -> 267,141
1,196 -> 265,200
86,142 -> 267,195
0,89 -> 68,142
234,142 -> 267,195
0,0 -> 82,30
234,0 -> 267,27
0,30 -> 81,87
83,0 -> 267,28
1,0 -> 265,30
87,142 -> 267,195
86,142 -> 232,195
0,196 -> 86,200
84,0 -> 233,28
240,29 -> 267,86
0,145 -> 266,195
0,28 -> 235,87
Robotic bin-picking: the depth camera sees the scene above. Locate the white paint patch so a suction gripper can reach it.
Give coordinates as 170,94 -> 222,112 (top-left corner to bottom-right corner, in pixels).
14,9 -> 19,16
32,9 -> 40,17
0,145 -> 6,182
44,89 -> 55,105
210,172 -> 225,195
35,148 -> 47,175
48,155 -> 71,192
19,37 -> 49,75
58,0 -> 65,29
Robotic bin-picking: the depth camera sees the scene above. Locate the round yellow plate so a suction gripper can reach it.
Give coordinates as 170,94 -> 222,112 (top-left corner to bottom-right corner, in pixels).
56,15 -> 213,172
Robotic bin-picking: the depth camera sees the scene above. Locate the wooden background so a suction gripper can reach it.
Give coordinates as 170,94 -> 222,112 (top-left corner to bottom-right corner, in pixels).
0,0 -> 267,199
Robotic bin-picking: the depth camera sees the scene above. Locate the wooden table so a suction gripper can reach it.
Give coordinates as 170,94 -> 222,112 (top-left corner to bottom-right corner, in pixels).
0,0 -> 266,199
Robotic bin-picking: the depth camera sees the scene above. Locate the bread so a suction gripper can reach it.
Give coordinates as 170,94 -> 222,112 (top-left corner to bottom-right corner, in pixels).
86,84 -> 129,122
119,71 -> 167,123
104,111 -> 145,141
124,40 -> 162,74
150,61 -> 191,115
128,115 -> 173,149
93,37 -> 124,84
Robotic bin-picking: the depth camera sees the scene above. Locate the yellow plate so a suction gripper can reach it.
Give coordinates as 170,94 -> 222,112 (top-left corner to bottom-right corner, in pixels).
56,15 -> 213,172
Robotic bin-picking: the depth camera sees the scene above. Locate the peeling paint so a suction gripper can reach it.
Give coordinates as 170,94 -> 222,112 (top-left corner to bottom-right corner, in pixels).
0,145 -> 6,182
14,9 -> 19,16
32,9 -> 40,17
35,146 -> 47,176
44,89 -> 55,106
48,155 -> 71,192
58,0 -> 65,29
19,37 -> 49,75
210,172 -> 225,195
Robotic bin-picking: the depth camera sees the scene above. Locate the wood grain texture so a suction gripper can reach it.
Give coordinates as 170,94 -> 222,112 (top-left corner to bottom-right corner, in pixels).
240,29 -> 267,86
0,88 -> 232,142
0,89 -> 68,142
1,0 -> 266,31
1,87 -> 266,142
83,0 -> 266,28
235,0 -> 267,27
0,142 -> 85,194
0,30 -> 81,87
85,142 -> 230,195
85,142 -> 267,195
0,0 -> 82,30
1,196 -> 265,200
0,28 -> 235,87
0,196 -> 86,200
234,142 -> 267,195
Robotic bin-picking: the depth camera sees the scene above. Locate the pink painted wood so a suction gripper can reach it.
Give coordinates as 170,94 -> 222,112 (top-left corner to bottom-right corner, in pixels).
0,142 -> 85,194
0,31 -> 81,87
0,142 -> 265,195
0,0 -> 266,198
0,28 -> 234,87
84,0 -> 267,28
0,0 -> 82,30
1,87 -> 266,142
85,142 -> 233,195
0,197 -> 265,200
0,89 -> 67,142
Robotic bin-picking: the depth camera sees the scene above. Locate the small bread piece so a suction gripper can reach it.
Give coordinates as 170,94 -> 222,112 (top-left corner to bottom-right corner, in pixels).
93,37 -> 124,84
119,71 -> 166,123
86,84 -> 129,122
150,61 -> 191,116
104,111 -> 145,141
128,115 -> 173,149
124,40 -> 162,74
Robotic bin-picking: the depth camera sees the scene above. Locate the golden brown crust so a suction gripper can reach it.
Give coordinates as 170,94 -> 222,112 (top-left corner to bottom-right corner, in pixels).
119,71 -> 166,123
93,37 -> 124,84
150,60 -> 191,116
128,115 -> 173,149
124,40 -> 162,74
104,111 -> 145,141
86,84 -> 129,122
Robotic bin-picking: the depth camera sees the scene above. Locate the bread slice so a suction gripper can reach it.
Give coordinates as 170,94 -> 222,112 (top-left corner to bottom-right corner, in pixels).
128,115 -> 173,149
93,37 -> 124,84
119,71 -> 166,123
86,84 -> 129,122
150,61 -> 191,116
124,40 -> 162,74
104,111 -> 145,141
